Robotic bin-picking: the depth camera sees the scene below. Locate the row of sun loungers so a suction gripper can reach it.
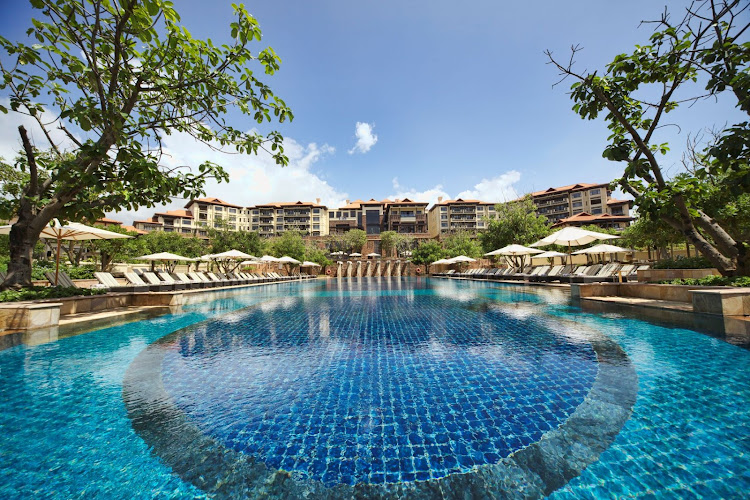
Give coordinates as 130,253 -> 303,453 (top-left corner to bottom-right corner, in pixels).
435,264 -> 650,283
45,269 -> 315,292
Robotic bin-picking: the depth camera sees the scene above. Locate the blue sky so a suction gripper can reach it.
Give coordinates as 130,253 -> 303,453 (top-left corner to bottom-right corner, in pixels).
0,0 -> 744,222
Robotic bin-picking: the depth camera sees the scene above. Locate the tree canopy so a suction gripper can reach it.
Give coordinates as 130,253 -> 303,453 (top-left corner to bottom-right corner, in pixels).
478,197 -> 551,253
547,0 -> 750,275
0,0 -> 291,287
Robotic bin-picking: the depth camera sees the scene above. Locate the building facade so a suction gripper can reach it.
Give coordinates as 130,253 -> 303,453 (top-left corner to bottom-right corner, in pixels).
247,200 -> 328,237
427,198 -> 496,237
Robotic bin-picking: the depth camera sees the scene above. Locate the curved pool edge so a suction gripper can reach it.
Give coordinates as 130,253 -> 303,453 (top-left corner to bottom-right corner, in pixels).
122,314 -> 637,499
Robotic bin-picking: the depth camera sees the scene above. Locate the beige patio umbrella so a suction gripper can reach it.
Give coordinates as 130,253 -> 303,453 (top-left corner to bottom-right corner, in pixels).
485,244 -> 544,268
301,261 -> 322,267
136,252 -> 195,273
573,243 -> 634,263
530,227 -> 620,264
0,218 -> 132,285
207,249 -> 256,273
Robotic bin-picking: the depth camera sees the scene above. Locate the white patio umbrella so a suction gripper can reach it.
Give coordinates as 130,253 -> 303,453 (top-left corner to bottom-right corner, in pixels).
239,260 -> 261,266
301,261 -> 322,267
259,255 -> 281,262
277,256 -> 302,264
137,252 -> 195,273
446,255 -> 476,263
431,258 -> 451,265
367,252 -> 381,258
484,244 -> 544,257
532,251 -> 568,259
530,227 -> 620,264
0,218 -> 132,285
573,243 -> 634,263
349,252 -> 362,257
485,244 -> 544,268
330,251 -> 344,256
210,249 -> 256,260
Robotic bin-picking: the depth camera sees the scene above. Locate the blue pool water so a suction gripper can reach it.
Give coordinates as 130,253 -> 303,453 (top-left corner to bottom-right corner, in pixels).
1,278 -> 749,498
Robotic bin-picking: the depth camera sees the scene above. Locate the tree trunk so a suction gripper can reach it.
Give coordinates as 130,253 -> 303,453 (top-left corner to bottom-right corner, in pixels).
3,213 -> 52,289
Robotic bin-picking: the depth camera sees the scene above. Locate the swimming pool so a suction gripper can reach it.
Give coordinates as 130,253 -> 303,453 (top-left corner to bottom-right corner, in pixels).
0,278 -> 748,498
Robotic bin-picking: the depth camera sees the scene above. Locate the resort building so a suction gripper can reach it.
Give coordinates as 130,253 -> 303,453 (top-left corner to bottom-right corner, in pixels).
529,183 -> 633,226
383,199 -> 429,234
427,197 -> 496,238
328,199 -> 389,235
95,217 -> 147,235
551,211 -> 634,231
247,200 -> 328,237
185,198 -> 244,233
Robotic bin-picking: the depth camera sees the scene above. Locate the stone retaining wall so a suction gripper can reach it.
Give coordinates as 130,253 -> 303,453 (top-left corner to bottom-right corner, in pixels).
637,268 -> 719,282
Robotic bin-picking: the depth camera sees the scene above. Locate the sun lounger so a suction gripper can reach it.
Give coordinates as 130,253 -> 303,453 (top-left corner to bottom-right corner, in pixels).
189,272 -> 218,287
158,272 -> 195,290
142,272 -> 185,291
94,272 -> 148,293
44,270 -> 79,288
175,272 -> 207,288
125,272 -> 172,291
529,265 -> 564,282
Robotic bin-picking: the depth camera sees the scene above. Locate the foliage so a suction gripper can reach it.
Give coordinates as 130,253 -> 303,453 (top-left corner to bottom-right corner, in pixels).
22,259 -> 96,280
304,244 -> 332,268
479,197 -> 551,253
0,286 -> 105,303
0,0 -> 291,286
442,231 -> 483,259
344,229 -> 367,254
269,231 -> 306,262
546,0 -> 750,275
619,215 -> 683,251
395,234 -> 415,256
325,233 -> 346,253
411,240 -> 445,265
209,225 -> 265,257
140,231 -> 208,259
89,224 -> 145,271
659,275 -> 750,287
380,231 -> 398,258
652,256 -> 713,270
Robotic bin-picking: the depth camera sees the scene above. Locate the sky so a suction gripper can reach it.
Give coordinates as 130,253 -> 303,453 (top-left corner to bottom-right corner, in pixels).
0,0 -> 745,224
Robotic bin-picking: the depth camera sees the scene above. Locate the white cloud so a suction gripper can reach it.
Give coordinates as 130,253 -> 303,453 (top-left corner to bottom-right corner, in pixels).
388,171 -> 522,208
104,131 -> 349,224
0,98 -> 78,161
348,121 -> 378,154
456,171 -> 521,202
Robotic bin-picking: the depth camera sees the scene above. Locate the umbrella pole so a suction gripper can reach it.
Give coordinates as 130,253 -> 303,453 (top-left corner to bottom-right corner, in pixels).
55,237 -> 62,286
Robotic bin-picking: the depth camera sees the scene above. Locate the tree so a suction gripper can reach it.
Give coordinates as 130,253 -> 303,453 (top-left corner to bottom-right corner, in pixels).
0,1 -> 291,287
478,197 -> 551,253
208,223 -> 265,256
395,234 -> 415,257
304,243 -> 332,268
411,240 -> 445,266
380,231 -> 398,258
620,215 -> 684,260
344,229 -> 367,254
89,224 -> 145,271
546,0 -> 749,275
269,231 -> 306,261
141,231 -> 208,259
442,231 -> 483,259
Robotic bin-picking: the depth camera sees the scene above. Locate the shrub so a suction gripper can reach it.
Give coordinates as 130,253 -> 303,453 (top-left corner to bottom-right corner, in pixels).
0,286 -> 106,303
652,256 -> 713,270
659,275 -> 750,287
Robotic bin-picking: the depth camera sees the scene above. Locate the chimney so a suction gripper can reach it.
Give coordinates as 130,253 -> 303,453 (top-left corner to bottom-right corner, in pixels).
316,198 -> 321,205
437,196 -> 443,203
346,199 -> 350,205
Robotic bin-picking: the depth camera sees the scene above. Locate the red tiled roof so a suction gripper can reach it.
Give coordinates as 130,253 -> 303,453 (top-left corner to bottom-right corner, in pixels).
607,198 -> 633,206
186,197 -> 243,209
531,183 -> 609,197
433,198 -> 493,206
95,217 -> 123,225
552,212 -> 634,227
133,220 -> 163,225
122,225 -> 149,235
252,200 -> 327,208
154,209 -> 193,218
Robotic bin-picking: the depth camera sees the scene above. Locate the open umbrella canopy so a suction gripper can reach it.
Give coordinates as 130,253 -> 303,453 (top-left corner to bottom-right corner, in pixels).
532,251 -> 569,259
0,219 -> 132,285
209,249 -> 256,260
259,255 -> 281,262
239,260 -> 261,265
530,227 -> 619,247
349,252 -> 362,257
446,255 -> 476,263
572,244 -> 634,255
431,258 -> 451,265
367,252 -> 381,257
330,251 -> 344,256
137,252 -> 195,261
277,256 -> 302,264
485,244 -> 545,256
301,261 -> 322,267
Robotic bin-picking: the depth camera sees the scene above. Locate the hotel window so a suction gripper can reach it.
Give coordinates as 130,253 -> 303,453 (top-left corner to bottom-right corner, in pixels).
590,198 -> 602,205
313,217 -> 320,222
276,225 -> 283,230
441,222 -> 448,228
228,208 -> 237,214
313,224 -> 320,230
277,209 -> 284,215
572,210 -> 583,215
440,207 -> 447,212
572,201 -> 583,208
252,225 -> 258,230
441,214 -> 448,220
215,206 -> 223,211
590,189 -> 600,195
592,208 -> 603,214
313,208 -> 320,214
252,210 -> 259,215
572,192 -> 582,199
